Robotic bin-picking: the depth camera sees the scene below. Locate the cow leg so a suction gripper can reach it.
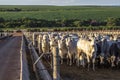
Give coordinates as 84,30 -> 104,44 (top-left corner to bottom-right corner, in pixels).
92,58 -> 95,71
87,55 -> 90,71
77,58 -> 80,67
67,53 -> 72,66
76,54 -> 80,67
67,55 -> 69,65
69,54 -> 72,66
77,50 -> 80,67
67,58 -> 72,66
82,57 -> 85,68
92,53 -> 96,71
111,55 -> 116,67
80,55 -> 83,65
61,59 -> 63,64
77,54 -> 80,67
81,53 -> 85,68
67,58 -> 69,65
100,55 -> 104,64
72,56 -> 74,64
60,56 -> 63,64
116,57 -> 120,65
50,54 -> 53,69
72,56 -> 74,65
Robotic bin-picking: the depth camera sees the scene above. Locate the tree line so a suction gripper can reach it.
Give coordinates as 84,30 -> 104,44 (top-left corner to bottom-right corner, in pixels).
0,8 -> 22,12
0,17 -> 120,30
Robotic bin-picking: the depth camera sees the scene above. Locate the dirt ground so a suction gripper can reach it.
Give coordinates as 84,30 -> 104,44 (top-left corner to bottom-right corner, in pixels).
42,59 -> 120,80
0,32 -> 22,80
60,63 -> 120,80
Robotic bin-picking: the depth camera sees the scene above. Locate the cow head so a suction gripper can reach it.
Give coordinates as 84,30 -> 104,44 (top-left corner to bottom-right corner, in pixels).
65,37 -> 72,47
50,38 -> 58,47
58,39 -> 67,50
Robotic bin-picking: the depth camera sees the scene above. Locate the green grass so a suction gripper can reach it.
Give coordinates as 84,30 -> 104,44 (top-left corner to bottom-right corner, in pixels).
0,5 -> 120,20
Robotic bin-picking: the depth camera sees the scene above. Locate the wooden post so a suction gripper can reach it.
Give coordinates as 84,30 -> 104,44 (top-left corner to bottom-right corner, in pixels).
38,35 -> 40,54
53,47 -> 60,80
38,35 -> 42,54
32,33 -> 35,47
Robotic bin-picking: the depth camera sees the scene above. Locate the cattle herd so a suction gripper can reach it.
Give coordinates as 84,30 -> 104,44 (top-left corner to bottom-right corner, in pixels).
24,31 -> 120,71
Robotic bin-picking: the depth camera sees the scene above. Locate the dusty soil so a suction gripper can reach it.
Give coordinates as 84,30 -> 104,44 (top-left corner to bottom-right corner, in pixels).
0,32 -> 22,80
60,63 -> 120,80
42,59 -> 120,80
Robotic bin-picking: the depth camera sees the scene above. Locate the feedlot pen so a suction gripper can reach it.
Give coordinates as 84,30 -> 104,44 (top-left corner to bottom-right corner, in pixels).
25,31 -> 120,80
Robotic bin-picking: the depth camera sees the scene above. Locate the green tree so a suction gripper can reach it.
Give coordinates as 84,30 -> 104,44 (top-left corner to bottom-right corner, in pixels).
106,17 -> 117,26
0,17 -> 4,23
73,20 -> 82,27
116,18 -> 120,26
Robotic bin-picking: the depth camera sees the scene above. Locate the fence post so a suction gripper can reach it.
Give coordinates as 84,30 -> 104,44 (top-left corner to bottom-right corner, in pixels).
33,33 -> 37,47
52,47 -> 60,80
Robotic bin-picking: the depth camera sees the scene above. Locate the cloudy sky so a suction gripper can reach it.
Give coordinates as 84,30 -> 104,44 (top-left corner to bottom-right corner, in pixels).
0,0 -> 120,5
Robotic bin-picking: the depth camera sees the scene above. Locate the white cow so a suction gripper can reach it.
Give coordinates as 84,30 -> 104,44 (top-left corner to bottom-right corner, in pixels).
66,37 -> 77,66
42,34 -> 50,54
77,38 -> 97,71
58,39 -> 68,64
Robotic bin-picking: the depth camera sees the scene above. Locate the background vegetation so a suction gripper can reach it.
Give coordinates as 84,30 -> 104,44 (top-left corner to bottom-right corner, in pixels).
0,5 -> 120,31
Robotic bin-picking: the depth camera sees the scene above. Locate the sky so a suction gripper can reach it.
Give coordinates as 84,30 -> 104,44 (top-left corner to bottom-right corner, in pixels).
0,0 -> 120,6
